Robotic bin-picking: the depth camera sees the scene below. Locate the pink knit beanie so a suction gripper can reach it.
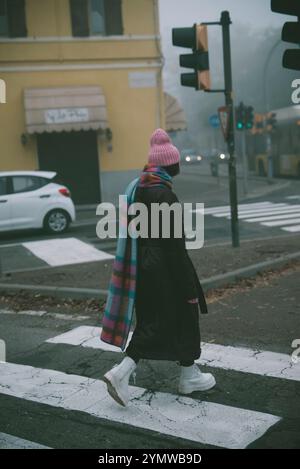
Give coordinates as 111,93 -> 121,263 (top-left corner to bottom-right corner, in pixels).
148,128 -> 180,166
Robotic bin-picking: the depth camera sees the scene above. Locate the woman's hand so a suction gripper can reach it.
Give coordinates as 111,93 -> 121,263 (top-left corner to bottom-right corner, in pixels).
187,298 -> 199,304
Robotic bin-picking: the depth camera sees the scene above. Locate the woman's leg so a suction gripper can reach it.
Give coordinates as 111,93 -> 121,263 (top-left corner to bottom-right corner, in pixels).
179,359 -> 194,367
125,351 -> 140,365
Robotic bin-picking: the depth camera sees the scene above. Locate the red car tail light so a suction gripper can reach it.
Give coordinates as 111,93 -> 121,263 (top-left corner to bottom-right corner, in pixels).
59,187 -> 71,198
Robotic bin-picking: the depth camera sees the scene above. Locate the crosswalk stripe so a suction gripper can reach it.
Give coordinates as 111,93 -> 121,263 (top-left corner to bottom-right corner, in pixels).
282,225 -> 300,232
202,202 -> 274,215
236,206 -> 300,220
0,432 -> 50,449
46,326 -> 300,382
245,211 -> 300,222
22,238 -> 114,267
213,205 -> 295,218
261,218 -> 300,227
0,362 -> 281,449
210,203 -> 288,216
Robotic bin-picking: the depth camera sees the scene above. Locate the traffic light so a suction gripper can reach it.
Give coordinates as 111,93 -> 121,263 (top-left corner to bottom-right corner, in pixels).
235,102 -> 246,131
245,106 -> 254,129
172,24 -> 210,90
271,0 -> 300,70
252,114 -> 265,135
266,112 -> 277,132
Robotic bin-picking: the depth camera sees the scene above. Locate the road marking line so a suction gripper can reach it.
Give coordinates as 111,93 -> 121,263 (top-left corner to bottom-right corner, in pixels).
0,362 -> 281,449
22,238 -> 114,266
47,325 -> 130,352
46,326 -> 300,382
245,211 -> 300,222
211,204 -> 289,217
215,205 -> 297,219
282,225 -> 300,232
262,218 -> 300,227
235,206 -> 300,220
200,202 -> 274,215
0,432 -> 50,449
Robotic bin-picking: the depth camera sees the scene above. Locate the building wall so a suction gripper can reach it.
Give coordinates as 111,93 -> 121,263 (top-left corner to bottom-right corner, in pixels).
0,0 -> 165,202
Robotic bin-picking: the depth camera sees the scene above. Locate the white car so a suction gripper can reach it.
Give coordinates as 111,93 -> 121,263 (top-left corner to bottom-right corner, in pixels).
0,171 -> 76,234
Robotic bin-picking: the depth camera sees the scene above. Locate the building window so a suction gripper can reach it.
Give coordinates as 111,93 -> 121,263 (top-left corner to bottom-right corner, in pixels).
70,0 -> 123,37
0,0 -> 8,36
89,0 -> 105,35
0,0 -> 27,38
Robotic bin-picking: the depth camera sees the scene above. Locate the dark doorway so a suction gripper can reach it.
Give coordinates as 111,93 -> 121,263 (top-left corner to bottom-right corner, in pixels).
37,131 -> 101,204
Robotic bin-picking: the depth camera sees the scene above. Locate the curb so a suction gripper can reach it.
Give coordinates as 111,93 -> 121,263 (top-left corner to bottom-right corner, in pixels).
200,251 -> 300,290
0,251 -> 299,301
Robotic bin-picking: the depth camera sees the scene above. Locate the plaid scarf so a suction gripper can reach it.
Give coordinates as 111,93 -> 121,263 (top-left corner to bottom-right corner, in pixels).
139,163 -> 173,189
100,165 -> 172,350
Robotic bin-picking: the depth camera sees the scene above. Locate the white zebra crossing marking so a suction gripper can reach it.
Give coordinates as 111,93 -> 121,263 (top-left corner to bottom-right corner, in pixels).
46,326 -> 300,382
261,218 -> 300,227
0,432 -> 50,449
0,362 -> 281,449
22,238 -> 114,267
214,205 -> 293,218
201,202 -> 274,215
201,202 -> 300,232
282,225 -> 300,232
237,206 -> 300,220
245,212 -> 300,222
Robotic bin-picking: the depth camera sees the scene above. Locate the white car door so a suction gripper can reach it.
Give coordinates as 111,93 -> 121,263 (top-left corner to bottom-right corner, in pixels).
9,175 -> 49,229
0,176 -> 12,231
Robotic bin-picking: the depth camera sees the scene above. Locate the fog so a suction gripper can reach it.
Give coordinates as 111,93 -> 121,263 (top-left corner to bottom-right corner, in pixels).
158,0 -> 299,152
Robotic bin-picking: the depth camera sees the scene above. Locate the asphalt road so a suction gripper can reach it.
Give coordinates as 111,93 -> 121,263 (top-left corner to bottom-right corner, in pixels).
0,165 -> 299,449
0,263 -> 299,449
0,165 -> 299,252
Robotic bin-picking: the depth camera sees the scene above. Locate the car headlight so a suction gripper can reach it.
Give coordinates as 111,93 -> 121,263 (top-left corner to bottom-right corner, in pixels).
186,156 -> 191,162
219,153 -> 226,160
197,156 -> 202,161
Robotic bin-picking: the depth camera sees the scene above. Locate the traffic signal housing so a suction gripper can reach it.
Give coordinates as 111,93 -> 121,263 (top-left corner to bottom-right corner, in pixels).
235,102 -> 246,131
245,106 -> 254,129
252,114 -> 265,135
266,112 -> 277,132
271,0 -> 300,70
172,24 -> 211,90
235,103 -> 255,131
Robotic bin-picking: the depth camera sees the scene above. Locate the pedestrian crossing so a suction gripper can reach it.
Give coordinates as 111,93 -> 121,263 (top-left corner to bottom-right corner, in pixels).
46,325 -> 300,382
1,320 -> 299,449
0,237 -> 114,273
0,361 -> 281,449
192,201 -> 300,233
22,237 -> 114,266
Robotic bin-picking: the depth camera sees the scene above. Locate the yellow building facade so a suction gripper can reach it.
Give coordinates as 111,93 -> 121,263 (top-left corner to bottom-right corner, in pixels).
0,0 -> 165,203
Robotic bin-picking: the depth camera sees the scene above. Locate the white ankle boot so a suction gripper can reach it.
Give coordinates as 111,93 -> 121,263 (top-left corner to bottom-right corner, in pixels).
178,363 -> 216,394
103,356 -> 137,407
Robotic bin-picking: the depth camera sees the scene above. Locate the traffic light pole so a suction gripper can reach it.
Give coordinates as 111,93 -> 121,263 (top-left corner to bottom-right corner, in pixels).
203,12 -> 240,247
173,11 -> 240,247
241,130 -> 248,195
220,11 -> 239,247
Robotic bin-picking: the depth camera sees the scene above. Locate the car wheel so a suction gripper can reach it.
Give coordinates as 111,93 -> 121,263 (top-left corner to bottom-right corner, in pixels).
44,209 -> 70,234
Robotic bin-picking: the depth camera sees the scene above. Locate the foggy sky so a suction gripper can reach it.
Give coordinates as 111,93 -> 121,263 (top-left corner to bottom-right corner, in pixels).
159,0 -> 291,32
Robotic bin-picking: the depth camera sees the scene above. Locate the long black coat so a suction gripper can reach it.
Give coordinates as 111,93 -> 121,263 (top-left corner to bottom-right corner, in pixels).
125,184 -> 208,362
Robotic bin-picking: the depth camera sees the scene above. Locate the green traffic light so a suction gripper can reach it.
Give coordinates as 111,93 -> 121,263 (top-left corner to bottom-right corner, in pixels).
237,122 -> 244,130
